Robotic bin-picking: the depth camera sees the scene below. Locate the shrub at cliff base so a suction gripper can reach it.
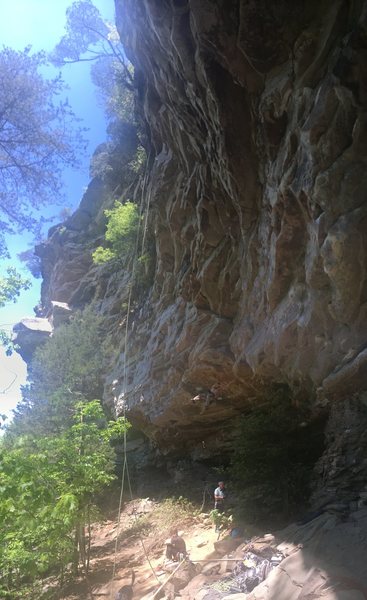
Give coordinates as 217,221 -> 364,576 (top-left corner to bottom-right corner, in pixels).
0,401 -> 129,599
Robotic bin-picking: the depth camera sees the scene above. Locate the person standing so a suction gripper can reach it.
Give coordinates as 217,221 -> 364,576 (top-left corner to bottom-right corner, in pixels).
214,481 -> 226,512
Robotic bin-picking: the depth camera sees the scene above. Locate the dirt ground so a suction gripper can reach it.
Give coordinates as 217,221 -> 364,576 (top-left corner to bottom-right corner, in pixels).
56,497 -> 230,600
51,492 -> 367,600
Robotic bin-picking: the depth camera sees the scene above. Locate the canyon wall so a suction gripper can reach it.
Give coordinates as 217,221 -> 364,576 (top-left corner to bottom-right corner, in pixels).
31,1 -> 367,484
113,0 -> 367,450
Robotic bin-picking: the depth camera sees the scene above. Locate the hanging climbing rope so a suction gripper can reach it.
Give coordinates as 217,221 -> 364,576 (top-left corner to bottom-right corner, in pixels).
111,156 -> 158,584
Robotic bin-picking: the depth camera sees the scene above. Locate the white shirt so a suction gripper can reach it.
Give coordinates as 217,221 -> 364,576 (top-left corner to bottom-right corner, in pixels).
214,486 -> 225,501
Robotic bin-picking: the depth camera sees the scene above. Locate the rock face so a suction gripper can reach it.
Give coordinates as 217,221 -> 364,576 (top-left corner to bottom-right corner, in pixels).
111,0 -> 367,450
13,318 -> 52,362
180,507 -> 367,599
49,301 -> 72,328
35,178 -> 112,312
13,301 -> 73,362
34,1 -> 367,474
311,394 -> 367,506
246,507 -> 367,600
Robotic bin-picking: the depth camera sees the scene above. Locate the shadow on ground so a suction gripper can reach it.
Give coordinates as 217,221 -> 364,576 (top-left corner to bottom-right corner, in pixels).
245,505 -> 367,599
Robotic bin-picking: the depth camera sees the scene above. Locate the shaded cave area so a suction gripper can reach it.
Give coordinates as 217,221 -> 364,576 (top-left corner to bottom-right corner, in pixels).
124,385 -> 330,527
127,388 -> 367,532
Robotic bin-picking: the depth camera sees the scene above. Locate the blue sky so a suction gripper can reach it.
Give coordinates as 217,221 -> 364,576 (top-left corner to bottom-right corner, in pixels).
0,0 -> 114,422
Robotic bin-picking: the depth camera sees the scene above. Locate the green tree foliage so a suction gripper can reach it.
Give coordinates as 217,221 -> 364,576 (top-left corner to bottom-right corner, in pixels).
0,268 -> 30,307
0,47 -> 86,257
9,307 -> 105,436
0,401 -> 129,597
92,200 -> 140,264
52,1 -> 144,190
17,250 -> 42,279
32,308 -> 104,398
51,0 -> 129,74
51,0 -> 134,123
91,55 -> 134,123
92,198 -> 155,302
0,268 -> 31,355
210,509 -> 233,531
2,308 -> 130,596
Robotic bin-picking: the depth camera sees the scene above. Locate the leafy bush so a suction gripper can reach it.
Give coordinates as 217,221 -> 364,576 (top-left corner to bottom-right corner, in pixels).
210,509 -> 233,531
0,401 -> 130,595
92,246 -> 116,264
92,199 -> 155,300
151,497 -> 198,531
92,200 -> 140,264
2,302 -> 132,596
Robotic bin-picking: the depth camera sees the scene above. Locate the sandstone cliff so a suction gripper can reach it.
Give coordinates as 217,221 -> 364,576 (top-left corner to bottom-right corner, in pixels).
26,0 -> 367,503
115,0 -> 367,464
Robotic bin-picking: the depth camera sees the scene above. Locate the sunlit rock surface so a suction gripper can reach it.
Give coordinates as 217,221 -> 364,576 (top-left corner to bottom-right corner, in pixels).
13,317 -> 52,362
34,1 -> 367,464
13,302 -> 73,362
111,0 -> 367,449
49,301 -> 72,328
18,4 -> 367,596
186,506 -> 367,599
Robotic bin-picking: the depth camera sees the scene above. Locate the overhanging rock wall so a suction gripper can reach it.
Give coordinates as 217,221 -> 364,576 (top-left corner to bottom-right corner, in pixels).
109,0 -> 367,454
30,1 -> 367,466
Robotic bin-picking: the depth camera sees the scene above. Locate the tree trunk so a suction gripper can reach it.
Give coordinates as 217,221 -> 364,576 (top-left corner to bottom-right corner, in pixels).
86,504 -> 92,574
73,528 -> 79,575
79,519 -> 87,573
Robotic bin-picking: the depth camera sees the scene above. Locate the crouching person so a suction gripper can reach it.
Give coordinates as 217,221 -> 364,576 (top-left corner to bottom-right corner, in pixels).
165,528 -> 187,562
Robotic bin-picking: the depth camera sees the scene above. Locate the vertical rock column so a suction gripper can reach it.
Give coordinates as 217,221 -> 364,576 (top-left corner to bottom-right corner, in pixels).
312,395 -> 367,507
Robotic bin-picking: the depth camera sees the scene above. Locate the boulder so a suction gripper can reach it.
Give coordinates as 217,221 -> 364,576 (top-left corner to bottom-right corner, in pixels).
13,317 -> 52,362
49,301 -> 72,328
